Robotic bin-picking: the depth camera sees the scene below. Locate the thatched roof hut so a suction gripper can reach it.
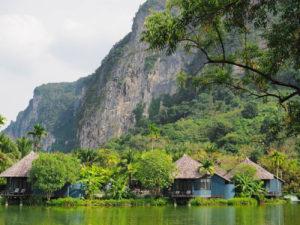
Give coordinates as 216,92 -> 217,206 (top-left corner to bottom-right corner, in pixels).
0,151 -> 38,178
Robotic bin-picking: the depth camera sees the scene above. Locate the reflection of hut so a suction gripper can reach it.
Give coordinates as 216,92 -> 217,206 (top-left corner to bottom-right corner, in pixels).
0,151 -> 38,200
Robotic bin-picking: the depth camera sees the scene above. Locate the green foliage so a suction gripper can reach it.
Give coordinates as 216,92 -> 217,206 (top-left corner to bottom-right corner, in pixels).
107,174 -> 131,200
16,137 -> 33,157
0,133 -> 19,158
142,0 -> 300,104
189,197 -> 258,206
80,165 -> 111,199
47,197 -> 169,207
29,153 -> 80,200
144,54 -> 159,73
74,148 -> 98,166
207,121 -> 233,143
233,174 -> 266,199
263,198 -> 287,205
260,151 -> 300,193
233,164 -> 257,178
0,115 -> 5,128
200,159 -> 215,175
241,103 -> 259,119
27,124 -> 47,152
135,149 -> 175,195
0,152 -> 13,184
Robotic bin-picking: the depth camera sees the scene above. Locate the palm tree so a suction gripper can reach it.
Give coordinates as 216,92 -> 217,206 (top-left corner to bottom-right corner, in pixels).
0,115 -> 6,128
270,150 -> 285,196
121,149 -> 137,187
16,137 -> 33,157
27,124 -> 47,152
200,159 -> 215,176
75,148 -> 98,166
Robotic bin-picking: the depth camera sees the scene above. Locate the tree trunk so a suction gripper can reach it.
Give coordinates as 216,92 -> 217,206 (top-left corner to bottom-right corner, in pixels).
46,193 -> 51,201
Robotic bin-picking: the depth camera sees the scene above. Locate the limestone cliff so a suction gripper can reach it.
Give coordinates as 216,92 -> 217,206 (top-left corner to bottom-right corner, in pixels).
5,0 -> 205,150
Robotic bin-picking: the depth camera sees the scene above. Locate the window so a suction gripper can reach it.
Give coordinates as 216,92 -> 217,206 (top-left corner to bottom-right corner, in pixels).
200,178 -> 211,190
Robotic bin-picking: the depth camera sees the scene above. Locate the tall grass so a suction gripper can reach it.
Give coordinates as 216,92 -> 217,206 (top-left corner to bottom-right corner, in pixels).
189,197 -> 258,206
47,197 -> 169,207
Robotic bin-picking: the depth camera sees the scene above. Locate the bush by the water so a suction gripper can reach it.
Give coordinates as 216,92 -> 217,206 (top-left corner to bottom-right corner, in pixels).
189,197 -> 258,206
263,198 -> 288,205
47,197 -> 169,207
0,197 -> 4,205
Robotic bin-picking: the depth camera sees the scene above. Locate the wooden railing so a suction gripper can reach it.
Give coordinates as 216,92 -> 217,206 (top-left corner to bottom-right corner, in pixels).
171,190 -> 194,198
0,189 -> 30,197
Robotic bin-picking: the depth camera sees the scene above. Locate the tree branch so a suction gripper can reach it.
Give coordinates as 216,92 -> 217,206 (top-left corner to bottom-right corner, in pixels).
205,59 -> 300,96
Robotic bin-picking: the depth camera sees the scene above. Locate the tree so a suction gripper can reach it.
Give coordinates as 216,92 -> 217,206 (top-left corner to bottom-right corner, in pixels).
207,121 -> 233,143
241,103 -> 258,119
95,149 -> 120,168
28,124 -> 47,152
0,115 -> 5,128
142,0 -> 300,104
270,150 -> 286,193
0,152 -> 13,173
80,165 -> 111,199
0,152 -> 13,185
233,163 -> 266,199
16,137 -> 33,157
120,149 -> 138,187
233,174 -> 266,199
107,174 -> 130,200
135,149 -> 175,196
148,123 -> 160,150
75,148 -> 98,166
0,133 -> 20,159
200,159 -> 215,175
29,153 -> 80,201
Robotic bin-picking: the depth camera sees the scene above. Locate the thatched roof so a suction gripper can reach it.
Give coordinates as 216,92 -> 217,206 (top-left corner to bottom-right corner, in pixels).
175,155 -> 201,179
0,151 -> 38,178
174,155 -> 280,182
226,158 -> 283,181
174,155 -> 231,181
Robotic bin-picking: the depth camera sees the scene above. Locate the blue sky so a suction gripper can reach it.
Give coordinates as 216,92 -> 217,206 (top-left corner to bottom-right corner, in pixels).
0,0 -> 146,128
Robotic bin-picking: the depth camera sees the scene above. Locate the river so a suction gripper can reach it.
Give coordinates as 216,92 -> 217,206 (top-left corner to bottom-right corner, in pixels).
0,204 -> 298,225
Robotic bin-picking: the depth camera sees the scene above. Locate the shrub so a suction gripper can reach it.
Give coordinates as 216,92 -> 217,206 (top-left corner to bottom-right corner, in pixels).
263,198 -> 287,205
0,197 -> 4,205
241,103 -> 258,119
189,198 -> 228,206
189,197 -> 257,206
227,198 -> 257,206
47,197 -> 169,207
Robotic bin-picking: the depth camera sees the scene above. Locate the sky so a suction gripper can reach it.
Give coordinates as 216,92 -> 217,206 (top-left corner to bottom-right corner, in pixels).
0,0 -> 147,129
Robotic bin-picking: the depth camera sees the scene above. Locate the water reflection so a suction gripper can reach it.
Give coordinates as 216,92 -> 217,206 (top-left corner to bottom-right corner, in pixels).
0,204 -> 297,225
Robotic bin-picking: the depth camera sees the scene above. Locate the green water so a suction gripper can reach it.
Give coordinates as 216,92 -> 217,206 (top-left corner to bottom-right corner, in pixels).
0,204 -> 299,225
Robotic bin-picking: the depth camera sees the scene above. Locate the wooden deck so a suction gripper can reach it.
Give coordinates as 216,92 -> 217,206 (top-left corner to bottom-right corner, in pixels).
0,190 -> 31,198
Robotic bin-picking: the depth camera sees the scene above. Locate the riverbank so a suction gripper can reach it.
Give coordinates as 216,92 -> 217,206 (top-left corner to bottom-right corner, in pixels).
47,197 -> 288,207
47,197 -> 169,207
0,196 -> 288,207
189,197 -> 288,206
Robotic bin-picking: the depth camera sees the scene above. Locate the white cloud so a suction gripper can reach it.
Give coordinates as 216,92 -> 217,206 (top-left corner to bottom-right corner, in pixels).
0,0 -> 146,128
0,14 -> 52,75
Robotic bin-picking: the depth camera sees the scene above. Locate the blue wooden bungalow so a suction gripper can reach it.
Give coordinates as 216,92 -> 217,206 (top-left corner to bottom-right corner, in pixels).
171,155 -> 283,199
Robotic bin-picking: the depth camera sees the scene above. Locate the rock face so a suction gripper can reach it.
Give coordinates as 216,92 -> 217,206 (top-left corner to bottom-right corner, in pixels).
5,0 -> 205,150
